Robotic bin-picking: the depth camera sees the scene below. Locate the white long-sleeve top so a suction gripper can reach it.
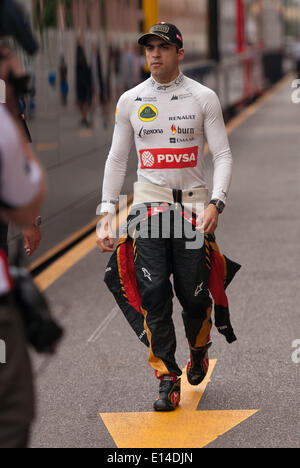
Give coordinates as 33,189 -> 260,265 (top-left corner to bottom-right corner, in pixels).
0,104 -> 42,295
101,72 -> 233,213
0,105 -> 41,209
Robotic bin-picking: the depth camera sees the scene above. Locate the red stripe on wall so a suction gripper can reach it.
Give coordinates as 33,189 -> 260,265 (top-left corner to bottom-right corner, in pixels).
237,0 -> 245,53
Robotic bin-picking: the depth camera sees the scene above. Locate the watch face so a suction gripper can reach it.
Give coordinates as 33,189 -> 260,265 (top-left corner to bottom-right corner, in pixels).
216,201 -> 225,213
210,200 -> 224,213
35,216 -> 42,226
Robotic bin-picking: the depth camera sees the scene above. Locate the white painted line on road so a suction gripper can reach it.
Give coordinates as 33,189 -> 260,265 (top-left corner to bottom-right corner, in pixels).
87,306 -> 119,343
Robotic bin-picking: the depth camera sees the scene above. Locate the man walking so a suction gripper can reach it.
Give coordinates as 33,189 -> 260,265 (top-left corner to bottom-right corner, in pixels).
97,23 -> 233,411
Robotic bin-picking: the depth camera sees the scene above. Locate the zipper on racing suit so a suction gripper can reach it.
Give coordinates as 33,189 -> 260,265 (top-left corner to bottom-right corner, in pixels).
172,189 -> 182,211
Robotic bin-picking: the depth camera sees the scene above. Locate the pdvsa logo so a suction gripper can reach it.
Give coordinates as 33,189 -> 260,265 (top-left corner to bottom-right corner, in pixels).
139,104 -> 158,122
141,150 -> 155,167
140,147 -> 198,169
0,79 -> 6,104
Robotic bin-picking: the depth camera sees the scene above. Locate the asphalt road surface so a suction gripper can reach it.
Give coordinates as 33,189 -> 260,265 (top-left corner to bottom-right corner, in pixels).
29,77 -> 300,449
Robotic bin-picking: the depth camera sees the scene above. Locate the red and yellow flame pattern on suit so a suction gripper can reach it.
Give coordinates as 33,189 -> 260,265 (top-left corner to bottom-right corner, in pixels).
105,206 -> 240,378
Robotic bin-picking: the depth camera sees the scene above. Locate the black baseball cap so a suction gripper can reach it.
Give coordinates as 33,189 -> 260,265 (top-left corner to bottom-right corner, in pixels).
0,0 -> 38,55
138,22 -> 183,49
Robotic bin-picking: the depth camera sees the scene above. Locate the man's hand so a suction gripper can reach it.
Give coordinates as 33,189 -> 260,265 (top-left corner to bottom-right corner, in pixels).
22,225 -> 42,256
96,213 -> 115,253
196,204 -> 219,234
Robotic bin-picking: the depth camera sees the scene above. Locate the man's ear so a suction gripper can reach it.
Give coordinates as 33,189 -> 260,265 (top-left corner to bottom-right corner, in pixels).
178,48 -> 185,61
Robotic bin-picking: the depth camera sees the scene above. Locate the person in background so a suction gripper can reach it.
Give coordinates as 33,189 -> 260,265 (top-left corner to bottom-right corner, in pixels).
0,0 -> 46,448
0,95 -> 46,449
0,45 -> 42,258
59,55 -> 68,107
75,43 -> 92,128
292,35 -> 300,79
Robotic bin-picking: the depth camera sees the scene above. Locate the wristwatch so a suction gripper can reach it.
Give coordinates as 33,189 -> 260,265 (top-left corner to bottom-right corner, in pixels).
34,216 -> 42,227
209,199 -> 225,214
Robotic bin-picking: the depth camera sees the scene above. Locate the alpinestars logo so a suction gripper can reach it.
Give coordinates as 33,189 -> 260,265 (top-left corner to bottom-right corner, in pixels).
140,147 -> 198,169
170,92 -> 192,101
142,268 -> 152,282
194,282 -> 204,297
135,96 -> 157,102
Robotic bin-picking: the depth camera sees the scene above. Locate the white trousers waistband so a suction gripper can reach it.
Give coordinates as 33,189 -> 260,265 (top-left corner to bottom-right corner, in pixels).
132,182 -> 209,208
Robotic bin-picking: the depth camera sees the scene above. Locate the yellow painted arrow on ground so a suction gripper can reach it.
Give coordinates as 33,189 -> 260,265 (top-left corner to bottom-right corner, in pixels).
100,360 -> 259,448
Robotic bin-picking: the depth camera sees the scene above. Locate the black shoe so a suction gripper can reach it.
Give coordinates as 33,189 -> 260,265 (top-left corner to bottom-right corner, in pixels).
187,342 -> 212,386
153,375 -> 181,412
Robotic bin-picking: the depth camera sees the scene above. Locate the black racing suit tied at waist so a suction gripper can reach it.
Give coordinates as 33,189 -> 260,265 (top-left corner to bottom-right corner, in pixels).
104,211 -> 241,347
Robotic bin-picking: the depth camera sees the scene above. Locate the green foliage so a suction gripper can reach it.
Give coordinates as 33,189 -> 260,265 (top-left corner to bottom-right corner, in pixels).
63,0 -> 73,29
34,0 -> 74,30
42,0 -> 58,28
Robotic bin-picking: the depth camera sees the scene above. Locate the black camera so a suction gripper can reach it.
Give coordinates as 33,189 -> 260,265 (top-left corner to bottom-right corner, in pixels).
10,241 -> 64,354
0,0 -> 38,56
10,265 -> 64,354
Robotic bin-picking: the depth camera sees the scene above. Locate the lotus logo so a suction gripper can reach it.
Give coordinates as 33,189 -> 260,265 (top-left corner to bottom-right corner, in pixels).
139,104 -> 158,122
